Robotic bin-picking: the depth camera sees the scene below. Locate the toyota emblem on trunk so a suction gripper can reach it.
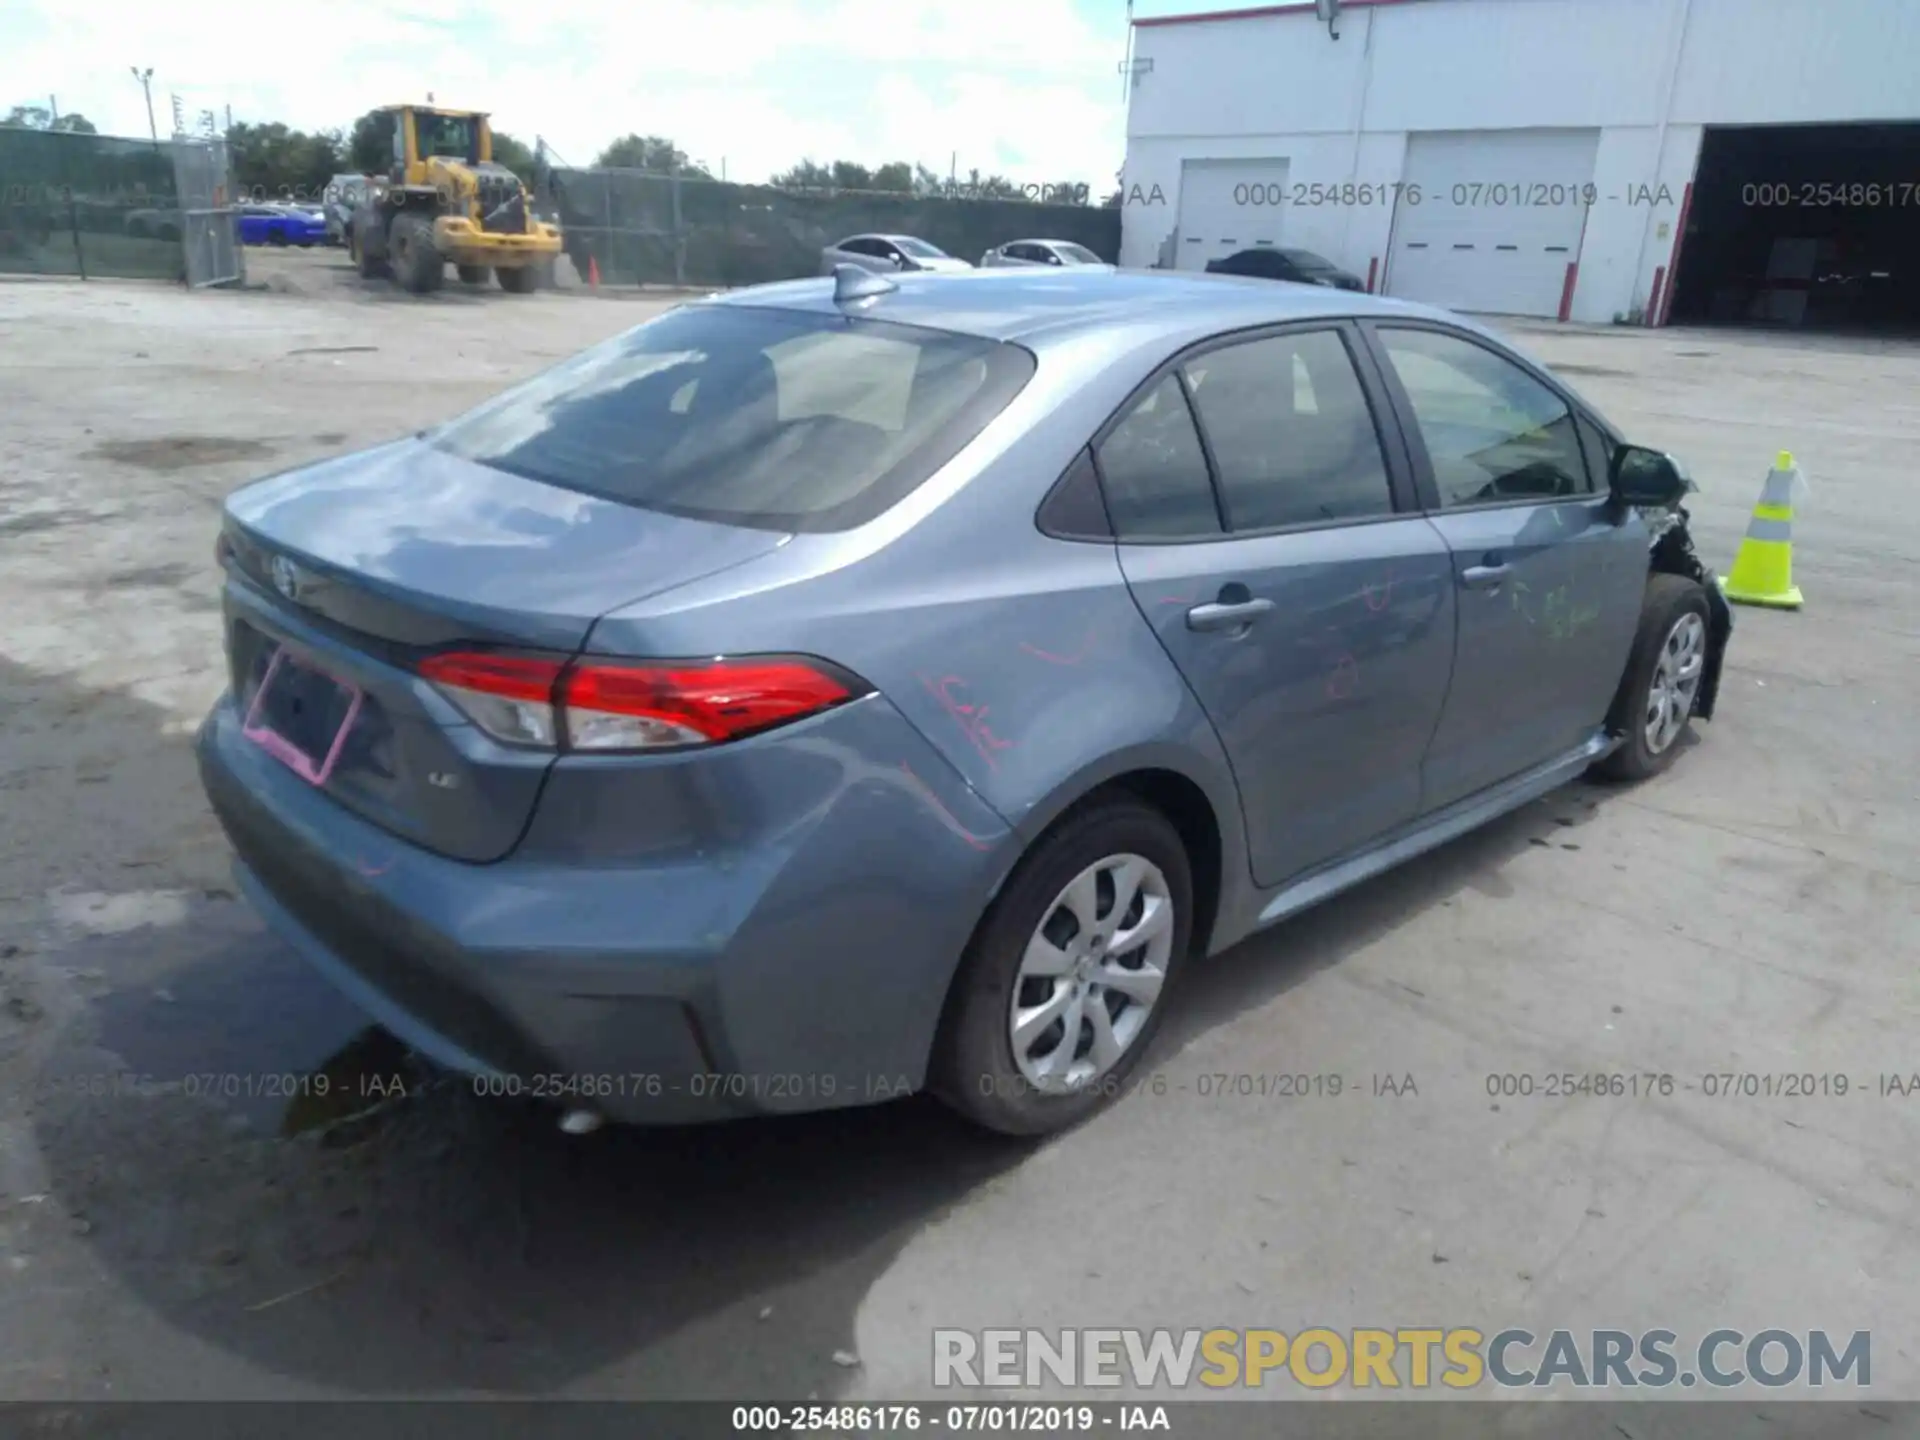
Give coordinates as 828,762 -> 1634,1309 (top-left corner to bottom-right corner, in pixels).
270,555 -> 301,602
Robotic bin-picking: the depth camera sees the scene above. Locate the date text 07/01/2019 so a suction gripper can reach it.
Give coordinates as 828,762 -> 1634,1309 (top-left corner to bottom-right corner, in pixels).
1114,180 -> 1678,207
1217,180 -> 1677,209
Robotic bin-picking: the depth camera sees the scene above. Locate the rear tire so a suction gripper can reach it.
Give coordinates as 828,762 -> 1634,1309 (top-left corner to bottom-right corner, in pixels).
1594,574 -> 1711,783
390,213 -> 444,294
351,219 -> 388,279
932,797 -> 1192,1137
456,264 -> 489,286
496,264 -> 537,294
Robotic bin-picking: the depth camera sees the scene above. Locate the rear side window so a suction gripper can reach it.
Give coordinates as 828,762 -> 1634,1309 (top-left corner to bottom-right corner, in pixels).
1093,375 -> 1221,539
1182,329 -> 1394,531
431,304 -> 1035,533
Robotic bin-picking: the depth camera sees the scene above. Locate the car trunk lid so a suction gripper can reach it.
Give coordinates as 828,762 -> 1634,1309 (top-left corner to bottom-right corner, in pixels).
220,439 -> 788,861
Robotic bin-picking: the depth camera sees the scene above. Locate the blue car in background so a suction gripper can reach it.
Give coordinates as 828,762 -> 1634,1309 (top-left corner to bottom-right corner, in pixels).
237,204 -> 328,247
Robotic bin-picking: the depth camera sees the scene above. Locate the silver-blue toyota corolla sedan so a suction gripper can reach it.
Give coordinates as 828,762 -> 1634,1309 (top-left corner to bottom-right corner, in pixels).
197,266 -> 1732,1137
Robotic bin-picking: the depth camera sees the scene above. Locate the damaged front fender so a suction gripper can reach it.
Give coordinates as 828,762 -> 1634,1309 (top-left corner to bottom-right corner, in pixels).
1648,502 -> 1733,721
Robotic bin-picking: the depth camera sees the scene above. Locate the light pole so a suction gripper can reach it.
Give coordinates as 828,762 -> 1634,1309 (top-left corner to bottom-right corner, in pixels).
129,66 -> 157,142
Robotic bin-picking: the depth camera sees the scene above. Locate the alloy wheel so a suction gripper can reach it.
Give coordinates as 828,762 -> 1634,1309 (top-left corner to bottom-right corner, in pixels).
1645,611 -> 1706,754
1009,853 -> 1174,1092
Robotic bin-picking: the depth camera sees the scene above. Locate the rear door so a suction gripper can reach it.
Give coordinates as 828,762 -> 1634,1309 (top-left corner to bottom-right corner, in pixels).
1360,321 -> 1646,811
1098,323 -> 1458,889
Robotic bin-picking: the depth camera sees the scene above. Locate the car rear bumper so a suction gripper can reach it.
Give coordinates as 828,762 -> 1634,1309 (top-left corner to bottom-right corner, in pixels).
197,690 -> 1016,1124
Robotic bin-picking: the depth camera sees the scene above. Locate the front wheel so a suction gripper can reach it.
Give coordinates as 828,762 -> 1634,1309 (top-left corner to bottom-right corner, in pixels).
932,797 -> 1192,1137
389,213 -> 444,294
1594,574 -> 1711,782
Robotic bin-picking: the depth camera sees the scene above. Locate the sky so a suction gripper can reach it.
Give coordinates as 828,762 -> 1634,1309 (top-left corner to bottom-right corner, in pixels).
0,0 -> 1211,189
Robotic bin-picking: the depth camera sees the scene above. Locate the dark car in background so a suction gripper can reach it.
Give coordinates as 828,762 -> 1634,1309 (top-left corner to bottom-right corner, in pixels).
1207,246 -> 1366,291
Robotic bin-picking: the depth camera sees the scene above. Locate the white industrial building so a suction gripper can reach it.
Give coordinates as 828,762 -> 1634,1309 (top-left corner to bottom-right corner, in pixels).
1119,0 -> 1920,330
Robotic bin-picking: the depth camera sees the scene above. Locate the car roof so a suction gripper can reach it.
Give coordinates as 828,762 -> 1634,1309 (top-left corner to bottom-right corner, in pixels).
705,267 -> 1471,348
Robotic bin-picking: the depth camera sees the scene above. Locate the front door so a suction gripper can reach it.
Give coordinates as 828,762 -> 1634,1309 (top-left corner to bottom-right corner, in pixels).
1361,321 -> 1647,812
1095,323 -> 1457,889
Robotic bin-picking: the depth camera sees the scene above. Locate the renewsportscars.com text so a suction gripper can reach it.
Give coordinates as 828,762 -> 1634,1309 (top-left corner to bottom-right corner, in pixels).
933,1327 -> 1870,1391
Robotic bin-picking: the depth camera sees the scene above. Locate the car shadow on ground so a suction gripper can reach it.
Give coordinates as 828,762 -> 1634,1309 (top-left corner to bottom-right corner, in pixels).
19,657 -> 1626,1398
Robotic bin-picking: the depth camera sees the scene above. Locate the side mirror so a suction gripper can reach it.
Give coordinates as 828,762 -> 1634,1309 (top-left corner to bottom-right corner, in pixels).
1609,444 -> 1695,507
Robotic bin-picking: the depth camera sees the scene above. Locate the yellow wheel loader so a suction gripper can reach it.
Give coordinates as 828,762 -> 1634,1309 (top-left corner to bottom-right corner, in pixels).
347,105 -> 561,295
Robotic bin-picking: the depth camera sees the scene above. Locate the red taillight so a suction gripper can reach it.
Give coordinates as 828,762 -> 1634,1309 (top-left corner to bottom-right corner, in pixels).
418,651 -> 859,751
419,652 -> 564,747
563,659 -> 854,749
418,653 -> 564,703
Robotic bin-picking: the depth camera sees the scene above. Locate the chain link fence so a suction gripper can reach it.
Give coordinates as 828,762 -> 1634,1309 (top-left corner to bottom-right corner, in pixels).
170,137 -> 243,287
540,167 -> 1121,288
0,126 -> 243,284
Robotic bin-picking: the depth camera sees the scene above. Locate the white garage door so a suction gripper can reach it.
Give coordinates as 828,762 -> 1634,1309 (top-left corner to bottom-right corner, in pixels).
1174,158 -> 1290,272
1386,130 -> 1599,317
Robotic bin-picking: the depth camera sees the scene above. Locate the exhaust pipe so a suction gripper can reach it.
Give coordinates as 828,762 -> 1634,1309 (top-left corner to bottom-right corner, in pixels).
559,1108 -> 603,1136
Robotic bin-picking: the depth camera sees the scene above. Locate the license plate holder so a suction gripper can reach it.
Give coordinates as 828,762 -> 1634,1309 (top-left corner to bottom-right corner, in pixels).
240,647 -> 363,787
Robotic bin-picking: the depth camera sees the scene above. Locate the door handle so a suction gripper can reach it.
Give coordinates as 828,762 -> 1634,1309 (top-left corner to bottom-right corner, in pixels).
1460,564 -> 1511,591
1187,598 -> 1275,632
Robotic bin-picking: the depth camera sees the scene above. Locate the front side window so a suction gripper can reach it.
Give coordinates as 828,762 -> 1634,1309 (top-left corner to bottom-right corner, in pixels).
1181,330 -> 1395,531
1377,327 -> 1589,508
433,304 -> 1034,533
1575,413 -> 1613,493
417,113 -> 476,162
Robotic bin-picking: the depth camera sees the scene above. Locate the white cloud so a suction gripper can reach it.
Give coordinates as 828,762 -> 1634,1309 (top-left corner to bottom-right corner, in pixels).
2,0 -> 1132,188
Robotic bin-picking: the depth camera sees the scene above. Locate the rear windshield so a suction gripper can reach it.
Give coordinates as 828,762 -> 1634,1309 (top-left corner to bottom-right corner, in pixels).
431,304 -> 1035,533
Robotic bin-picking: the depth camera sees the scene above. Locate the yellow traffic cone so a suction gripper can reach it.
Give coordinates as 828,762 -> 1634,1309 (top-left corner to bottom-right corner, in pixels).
1719,451 -> 1805,610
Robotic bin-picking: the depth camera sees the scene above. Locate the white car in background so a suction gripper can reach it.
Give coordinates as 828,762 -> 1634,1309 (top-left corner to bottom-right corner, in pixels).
819,233 -> 972,275
323,174 -> 370,247
979,238 -> 1108,268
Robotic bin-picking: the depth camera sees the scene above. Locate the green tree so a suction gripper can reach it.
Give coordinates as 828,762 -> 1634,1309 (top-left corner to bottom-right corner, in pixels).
770,158 -> 833,190
593,133 -> 709,176
491,130 -> 536,184
227,121 -> 344,198
962,168 -> 1024,201
348,109 -> 395,174
4,104 -> 98,133
870,161 -> 913,193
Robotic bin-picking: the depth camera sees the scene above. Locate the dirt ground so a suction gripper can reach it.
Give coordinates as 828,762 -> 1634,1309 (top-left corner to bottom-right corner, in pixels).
1,246 -> 1917,1416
